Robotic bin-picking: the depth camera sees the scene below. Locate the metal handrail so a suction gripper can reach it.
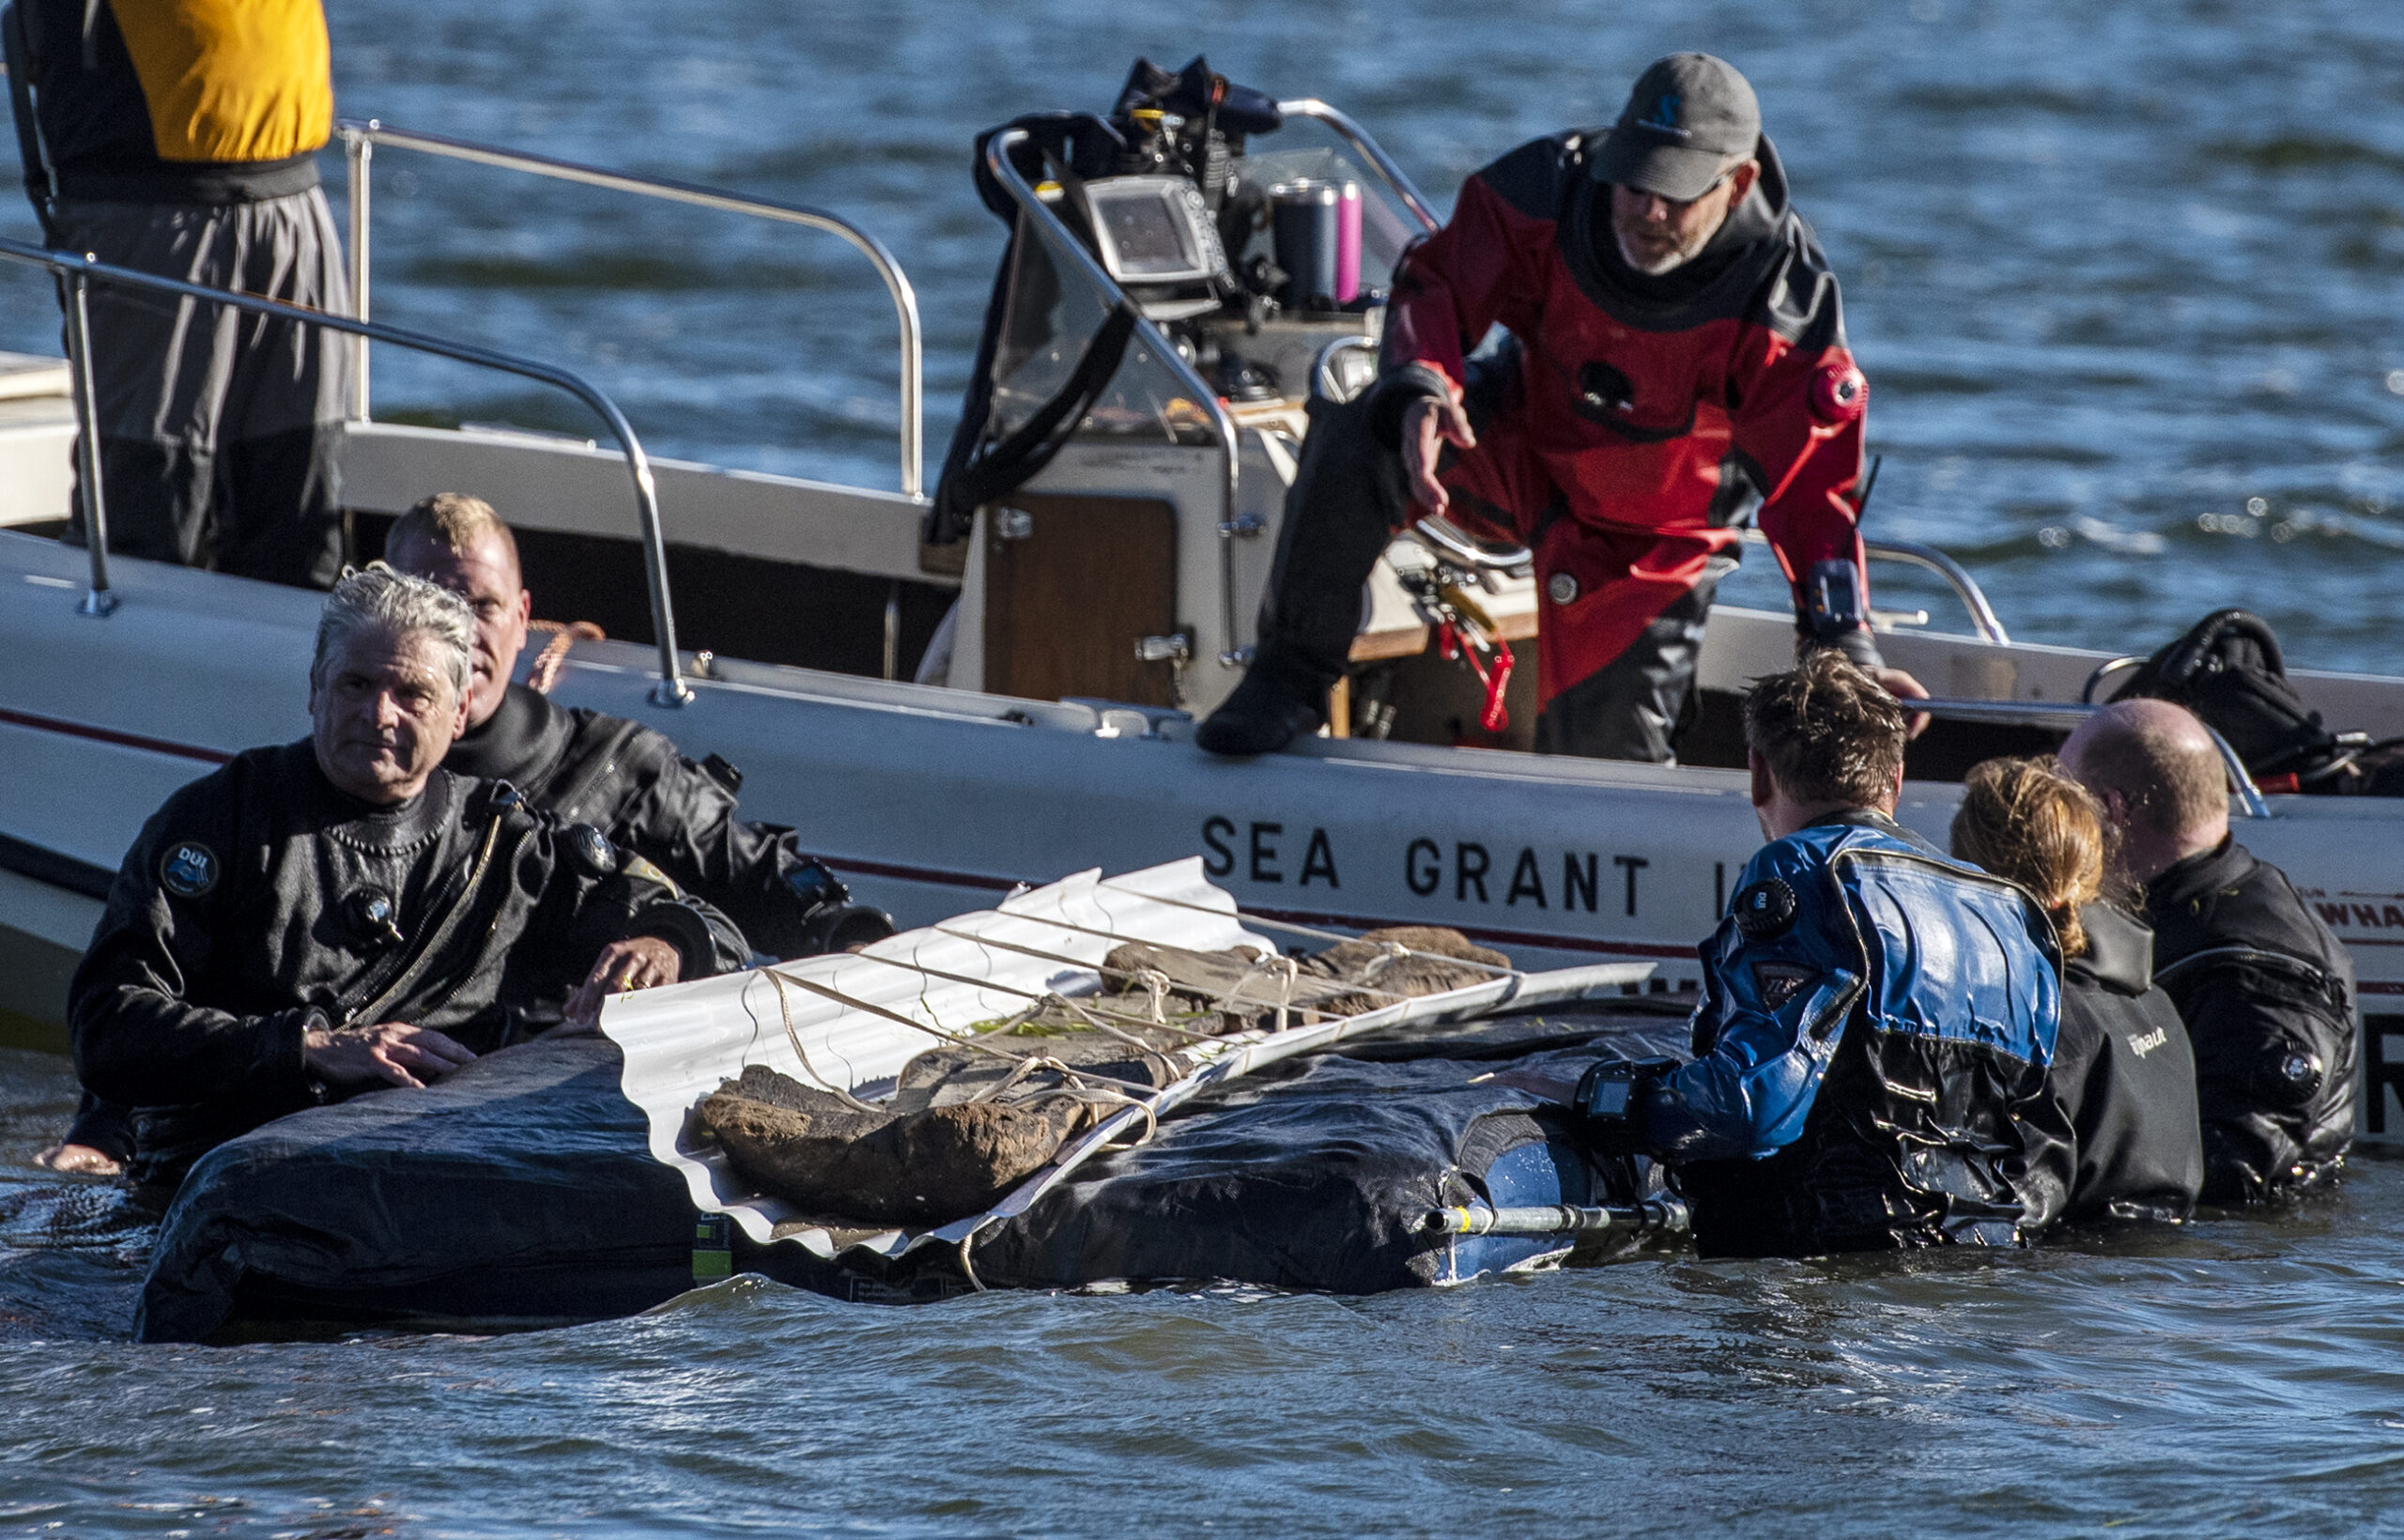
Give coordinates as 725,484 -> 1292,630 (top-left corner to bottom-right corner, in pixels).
982,128 -> 1248,665
1734,528 -> 2011,644
1911,697 -> 2270,819
1275,100 -> 1443,235
0,237 -> 696,707
1861,537 -> 2011,644
335,117 -> 925,499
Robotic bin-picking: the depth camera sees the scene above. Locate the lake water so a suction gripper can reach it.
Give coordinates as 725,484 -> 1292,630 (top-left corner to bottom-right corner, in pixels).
4,0 -> 2403,668
5,1 -> 2404,1532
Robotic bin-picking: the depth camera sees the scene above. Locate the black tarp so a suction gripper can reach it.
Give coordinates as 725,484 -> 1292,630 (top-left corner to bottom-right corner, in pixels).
137,1039 -> 839,1343
976,1016 -> 1690,1292
135,1009 -> 1692,1341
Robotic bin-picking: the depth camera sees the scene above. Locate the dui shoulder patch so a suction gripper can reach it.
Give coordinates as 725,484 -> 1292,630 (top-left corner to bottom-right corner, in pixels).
1732,877 -> 1798,941
159,840 -> 219,899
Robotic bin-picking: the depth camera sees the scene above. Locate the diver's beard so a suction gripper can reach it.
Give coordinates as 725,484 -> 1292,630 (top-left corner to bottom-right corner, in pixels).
1615,224 -> 1698,276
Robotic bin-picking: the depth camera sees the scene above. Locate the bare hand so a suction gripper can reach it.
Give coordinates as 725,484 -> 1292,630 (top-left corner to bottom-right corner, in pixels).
1401,394 -> 1476,516
302,1020 -> 478,1089
35,1142 -> 121,1177
561,935 -> 685,1031
1875,665 -> 1933,740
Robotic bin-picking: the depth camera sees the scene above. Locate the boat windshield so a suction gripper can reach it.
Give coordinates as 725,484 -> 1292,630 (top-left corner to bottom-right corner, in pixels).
987,141 -> 1417,447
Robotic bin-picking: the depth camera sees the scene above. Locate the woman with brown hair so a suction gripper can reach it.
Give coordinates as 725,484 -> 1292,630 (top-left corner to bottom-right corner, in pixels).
1951,756 -> 2203,1224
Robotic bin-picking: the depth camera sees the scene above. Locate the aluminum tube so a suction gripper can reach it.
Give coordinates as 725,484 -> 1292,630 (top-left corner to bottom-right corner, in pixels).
0,239 -> 690,704
1274,100 -> 1442,235
1735,527 -> 2011,645
1420,1197 -> 1691,1238
1862,537 -> 2011,644
1911,696 -> 2270,819
60,272 -> 117,617
333,120 -> 923,497
345,133 -> 372,421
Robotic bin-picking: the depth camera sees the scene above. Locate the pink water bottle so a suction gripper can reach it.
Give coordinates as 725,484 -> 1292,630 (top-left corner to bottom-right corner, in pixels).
1334,180 -> 1363,304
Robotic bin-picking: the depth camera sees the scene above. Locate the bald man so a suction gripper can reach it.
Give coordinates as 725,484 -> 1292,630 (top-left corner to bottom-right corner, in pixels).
2060,700 -> 2356,1203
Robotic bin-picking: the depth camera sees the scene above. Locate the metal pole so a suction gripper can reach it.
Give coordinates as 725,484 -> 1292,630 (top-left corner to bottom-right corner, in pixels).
882,579 -> 901,681
1419,1197 -> 1690,1239
0,240 -> 689,702
60,270 -> 116,618
1910,696 -> 2272,819
332,119 -> 922,497
346,130 -> 372,421
1274,100 -> 1443,235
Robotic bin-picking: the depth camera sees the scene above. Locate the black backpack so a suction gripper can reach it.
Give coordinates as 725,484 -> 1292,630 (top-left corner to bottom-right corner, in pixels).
2106,609 -> 2350,785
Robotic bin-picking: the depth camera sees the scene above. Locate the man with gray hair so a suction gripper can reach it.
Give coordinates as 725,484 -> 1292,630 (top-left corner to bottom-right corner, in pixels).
1200,52 -> 1924,762
63,564 -> 748,1204
2059,699 -> 2356,1203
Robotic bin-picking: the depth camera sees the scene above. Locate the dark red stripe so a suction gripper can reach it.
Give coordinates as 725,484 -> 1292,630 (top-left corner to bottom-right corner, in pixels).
818,855 -> 1022,893
0,703 -> 231,765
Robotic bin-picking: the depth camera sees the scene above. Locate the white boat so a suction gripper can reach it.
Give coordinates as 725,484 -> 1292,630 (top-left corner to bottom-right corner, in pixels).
3,102 -> 2401,1144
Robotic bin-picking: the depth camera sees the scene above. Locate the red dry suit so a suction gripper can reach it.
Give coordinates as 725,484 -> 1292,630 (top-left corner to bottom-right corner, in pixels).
1368,131 -> 1872,709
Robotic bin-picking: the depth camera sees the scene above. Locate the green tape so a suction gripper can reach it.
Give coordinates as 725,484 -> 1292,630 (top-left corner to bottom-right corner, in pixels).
692,1212 -> 733,1284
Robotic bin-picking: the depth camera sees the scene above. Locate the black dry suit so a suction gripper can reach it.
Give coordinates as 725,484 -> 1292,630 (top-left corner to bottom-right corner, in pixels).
2047,901 -> 2203,1224
1636,811 -> 2071,1257
69,742 -> 748,1196
2143,837 -> 2356,1204
444,683 -> 873,961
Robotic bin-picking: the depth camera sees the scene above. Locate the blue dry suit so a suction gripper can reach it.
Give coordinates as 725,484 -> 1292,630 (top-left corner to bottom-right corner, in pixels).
1640,811 -> 2073,1256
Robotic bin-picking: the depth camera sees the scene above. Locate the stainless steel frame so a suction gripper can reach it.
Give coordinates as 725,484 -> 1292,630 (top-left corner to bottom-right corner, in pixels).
1736,528 -> 2011,644
1912,696 -> 2271,819
981,128 -> 1248,664
1275,100 -> 1443,235
0,238 -> 698,708
335,118 -> 925,499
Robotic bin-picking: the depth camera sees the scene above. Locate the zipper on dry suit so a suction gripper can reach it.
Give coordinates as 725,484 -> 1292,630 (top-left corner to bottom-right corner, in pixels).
334,804 -> 516,1030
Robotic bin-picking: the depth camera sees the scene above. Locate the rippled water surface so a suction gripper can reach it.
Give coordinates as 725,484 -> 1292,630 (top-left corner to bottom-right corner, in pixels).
3,1047 -> 2403,1537
7,2 -> 2404,1532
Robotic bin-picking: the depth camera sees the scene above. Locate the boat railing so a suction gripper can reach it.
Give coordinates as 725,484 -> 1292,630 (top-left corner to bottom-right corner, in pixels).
1912,696 -> 2271,819
981,126 -> 1250,666
333,117 -> 925,500
1734,528 -> 2011,644
0,236 -> 698,708
1273,100 -> 1443,235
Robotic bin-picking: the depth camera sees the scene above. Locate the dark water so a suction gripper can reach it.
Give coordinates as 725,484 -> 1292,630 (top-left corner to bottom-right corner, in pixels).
4,1042 -> 2404,1537
5,0 -> 2404,667
8,3 -> 2404,1531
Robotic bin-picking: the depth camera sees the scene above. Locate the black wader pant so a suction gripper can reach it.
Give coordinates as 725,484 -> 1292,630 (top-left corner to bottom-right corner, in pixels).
1253,392 -> 1718,763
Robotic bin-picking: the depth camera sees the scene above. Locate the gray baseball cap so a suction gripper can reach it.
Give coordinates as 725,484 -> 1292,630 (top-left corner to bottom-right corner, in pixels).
1589,54 -> 1763,200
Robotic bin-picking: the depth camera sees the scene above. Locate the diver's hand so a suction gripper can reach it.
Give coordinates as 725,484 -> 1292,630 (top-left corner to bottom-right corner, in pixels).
303,1021 -> 478,1089
561,935 -> 685,1031
1402,394 -> 1475,516
35,1142 -> 121,1176
1875,665 -> 1933,739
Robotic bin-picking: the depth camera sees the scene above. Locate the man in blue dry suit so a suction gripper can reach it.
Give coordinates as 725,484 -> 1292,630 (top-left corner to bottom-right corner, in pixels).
1578,650 -> 2073,1256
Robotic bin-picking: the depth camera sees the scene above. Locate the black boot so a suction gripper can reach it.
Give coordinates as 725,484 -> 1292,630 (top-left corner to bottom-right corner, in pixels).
1196,658 -> 1327,755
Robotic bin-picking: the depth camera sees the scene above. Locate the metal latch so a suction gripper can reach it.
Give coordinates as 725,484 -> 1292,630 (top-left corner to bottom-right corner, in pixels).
1135,632 -> 1194,708
994,507 -> 1035,541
